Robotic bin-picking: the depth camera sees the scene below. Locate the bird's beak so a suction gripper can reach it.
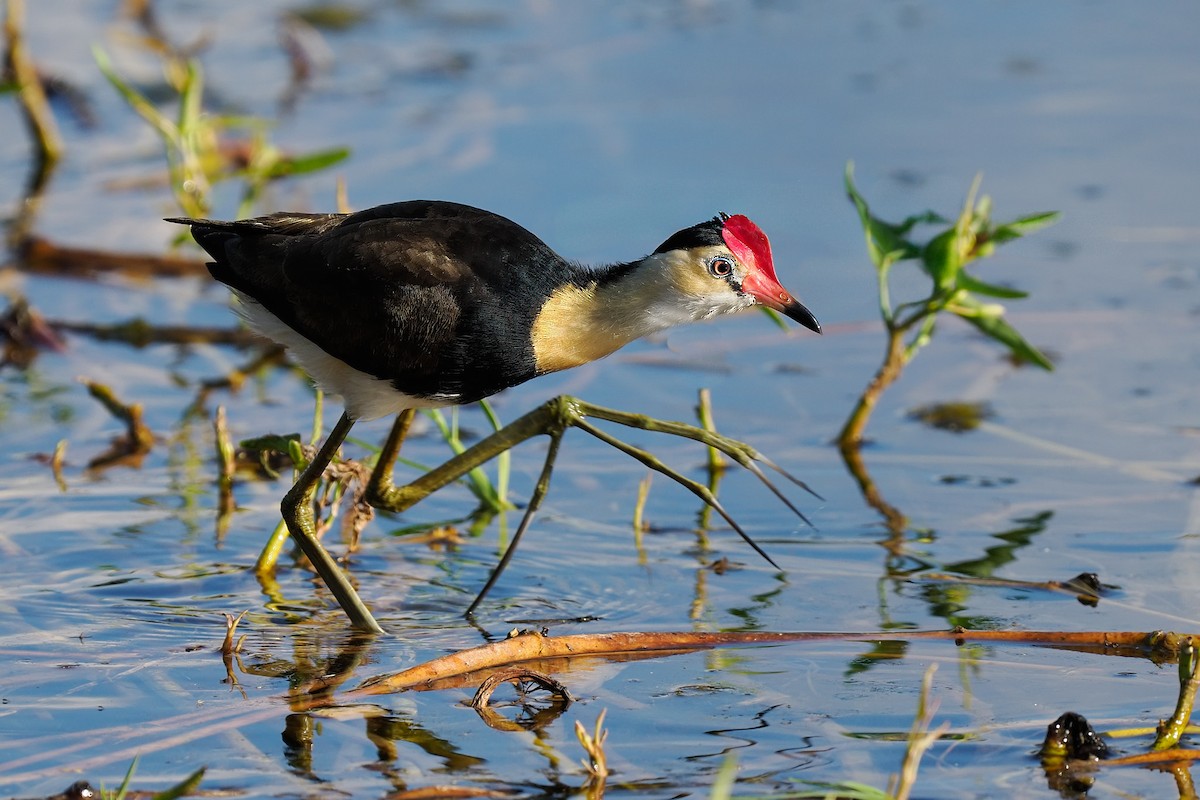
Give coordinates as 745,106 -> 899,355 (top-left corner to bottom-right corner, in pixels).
779,298 -> 822,333
742,271 -> 822,334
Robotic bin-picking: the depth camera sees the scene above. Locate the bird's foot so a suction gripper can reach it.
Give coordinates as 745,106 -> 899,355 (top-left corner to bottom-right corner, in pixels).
366,394 -> 818,615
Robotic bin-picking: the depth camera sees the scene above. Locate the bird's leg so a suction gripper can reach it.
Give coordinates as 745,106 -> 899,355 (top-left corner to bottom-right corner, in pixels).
365,398 -> 571,513
280,411 -> 384,634
366,407 -> 418,504
364,395 -> 817,613
465,429 -> 564,616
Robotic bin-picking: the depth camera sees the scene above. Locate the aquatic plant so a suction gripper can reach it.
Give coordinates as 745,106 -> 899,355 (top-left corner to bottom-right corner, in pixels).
838,163 -> 1058,450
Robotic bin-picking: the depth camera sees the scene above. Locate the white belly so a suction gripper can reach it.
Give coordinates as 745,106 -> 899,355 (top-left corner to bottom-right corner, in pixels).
231,291 -> 451,421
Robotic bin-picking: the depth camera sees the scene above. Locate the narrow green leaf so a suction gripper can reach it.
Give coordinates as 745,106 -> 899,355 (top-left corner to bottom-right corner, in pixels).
759,306 -> 791,331
745,780 -> 892,800
477,399 -> 511,509
845,162 -> 919,270
110,757 -> 139,800
151,767 -> 206,800
955,300 -> 1053,370
93,46 -> 178,141
957,271 -> 1029,299
991,210 -> 1061,243
895,209 -> 946,235
709,754 -> 738,800
176,59 -> 204,137
424,408 -> 504,511
266,146 -> 351,178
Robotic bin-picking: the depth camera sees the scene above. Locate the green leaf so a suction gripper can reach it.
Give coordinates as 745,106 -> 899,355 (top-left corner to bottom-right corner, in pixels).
895,209 -> 947,235
759,306 -> 791,331
991,210 -> 1061,243
109,756 -> 138,800
93,46 -> 178,141
957,271 -> 1029,299
709,754 -> 738,800
425,408 -> 507,512
176,58 -> 204,137
266,146 -> 351,178
845,162 -> 919,270
477,398 -> 511,510
920,227 -> 961,291
151,767 -> 206,800
954,296 -> 1053,370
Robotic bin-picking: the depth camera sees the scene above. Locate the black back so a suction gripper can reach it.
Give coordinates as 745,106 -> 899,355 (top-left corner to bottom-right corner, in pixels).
181,201 -> 583,403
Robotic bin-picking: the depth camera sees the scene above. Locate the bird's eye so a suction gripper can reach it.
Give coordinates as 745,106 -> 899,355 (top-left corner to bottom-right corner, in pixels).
707,256 -> 734,278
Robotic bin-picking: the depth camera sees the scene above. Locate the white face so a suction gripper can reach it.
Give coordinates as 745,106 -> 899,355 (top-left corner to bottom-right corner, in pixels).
654,245 -> 757,321
529,244 -> 763,376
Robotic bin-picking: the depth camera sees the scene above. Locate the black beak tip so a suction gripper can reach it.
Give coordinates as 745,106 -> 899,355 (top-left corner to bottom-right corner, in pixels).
784,301 -> 822,334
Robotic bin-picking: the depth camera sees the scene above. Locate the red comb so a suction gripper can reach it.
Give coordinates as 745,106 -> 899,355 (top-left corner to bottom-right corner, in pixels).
721,215 -> 779,282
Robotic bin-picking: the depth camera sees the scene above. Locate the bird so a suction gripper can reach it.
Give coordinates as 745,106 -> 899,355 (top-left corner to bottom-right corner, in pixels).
170,201 -> 820,632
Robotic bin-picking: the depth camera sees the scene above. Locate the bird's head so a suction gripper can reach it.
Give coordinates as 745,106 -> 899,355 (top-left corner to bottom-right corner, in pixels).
651,213 -> 821,334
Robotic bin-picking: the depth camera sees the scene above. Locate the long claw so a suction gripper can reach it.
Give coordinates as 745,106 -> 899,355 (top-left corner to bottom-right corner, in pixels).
580,400 -> 820,526
738,459 -> 816,529
755,453 -> 824,501
574,419 -> 781,570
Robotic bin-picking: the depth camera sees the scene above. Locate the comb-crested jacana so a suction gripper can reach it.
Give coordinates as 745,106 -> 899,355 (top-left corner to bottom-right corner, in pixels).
171,201 -> 820,632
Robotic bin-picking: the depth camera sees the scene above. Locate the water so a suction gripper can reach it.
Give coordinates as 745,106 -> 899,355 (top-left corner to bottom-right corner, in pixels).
1,1 -> 1199,797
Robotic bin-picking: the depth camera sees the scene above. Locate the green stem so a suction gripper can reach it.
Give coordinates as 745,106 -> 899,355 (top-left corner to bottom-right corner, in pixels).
837,322 -> 909,449
1153,638 -> 1200,751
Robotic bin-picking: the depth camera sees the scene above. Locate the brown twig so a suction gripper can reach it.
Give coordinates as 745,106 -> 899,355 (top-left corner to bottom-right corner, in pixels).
55,318 -> 260,349
385,789 -> 516,800
16,234 -> 209,279
220,610 -> 248,656
348,628 -> 1191,697
471,667 -> 570,711
50,438 -> 67,491
2,0 -> 63,173
80,378 -> 154,469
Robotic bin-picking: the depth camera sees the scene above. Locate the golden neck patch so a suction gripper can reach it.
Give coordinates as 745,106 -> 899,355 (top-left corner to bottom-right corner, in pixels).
529,282 -> 628,373
529,249 -> 750,374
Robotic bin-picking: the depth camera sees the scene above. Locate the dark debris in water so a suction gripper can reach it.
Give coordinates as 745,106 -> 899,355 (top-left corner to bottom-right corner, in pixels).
937,473 -> 1016,488
1040,709 -> 1109,795
1041,710 -> 1110,761
16,780 -> 95,800
1057,571 -> 1118,607
909,401 -> 994,433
